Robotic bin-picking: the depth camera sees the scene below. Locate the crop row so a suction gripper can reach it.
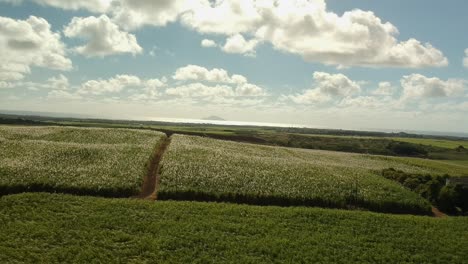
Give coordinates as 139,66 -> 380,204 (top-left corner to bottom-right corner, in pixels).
158,135 -> 454,214
1,193 -> 467,263
0,126 -> 166,197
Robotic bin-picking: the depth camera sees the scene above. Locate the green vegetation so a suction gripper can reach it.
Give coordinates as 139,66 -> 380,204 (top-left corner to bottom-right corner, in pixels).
159,135 -> 447,214
382,169 -> 468,215
3,114 -> 468,166
392,137 -> 468,149
0,126 -> 165,197
1,193 -> 467,263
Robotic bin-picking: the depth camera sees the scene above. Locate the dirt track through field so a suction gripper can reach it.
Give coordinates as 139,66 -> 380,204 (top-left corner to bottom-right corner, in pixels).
431,206 -> 447,218
136,136 -> 171,200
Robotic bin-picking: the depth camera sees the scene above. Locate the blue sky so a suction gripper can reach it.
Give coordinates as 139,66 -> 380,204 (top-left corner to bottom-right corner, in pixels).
0,0 -> 467,133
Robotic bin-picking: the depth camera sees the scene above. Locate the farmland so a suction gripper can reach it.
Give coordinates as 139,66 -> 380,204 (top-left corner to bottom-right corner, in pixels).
1,193 -> 467,263
3,114 -> 468,164
391,137 -> 468,149
0,122 -> 467,263
158,135 -> 467,214
0,126 -> 166,197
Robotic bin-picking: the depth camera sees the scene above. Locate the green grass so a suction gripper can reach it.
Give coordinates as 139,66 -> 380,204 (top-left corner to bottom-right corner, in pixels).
159,135 -> 446,214
1,193 -> 467,263
0,126 -> 166,197
391,137 -> 468,149
438,159 -> 468,167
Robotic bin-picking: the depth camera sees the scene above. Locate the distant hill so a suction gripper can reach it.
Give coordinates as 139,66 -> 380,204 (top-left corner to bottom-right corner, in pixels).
202,116 -> 225,121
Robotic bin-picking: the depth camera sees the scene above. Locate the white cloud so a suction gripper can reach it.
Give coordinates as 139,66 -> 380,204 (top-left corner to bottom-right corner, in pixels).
313,72 -> 361,97
3,0 -> 447,68
79,75 -> 170,102
339,96 -> 389,109
165,82 -> 264,98
110,0 -> 196,30
0,15 -> 72,81
289,72 -> 361,104
288,88 -> 331,104
222,34 -> 259,56
257,2 -> 447,68
78,74 -> 142,95
371,82 -> 395,96
401,74 -> 466,100
235,83 -> 265,96
47,74 -> 69,90
171,64 -> 265,98
166,83 -> 234,98
0,81 -> 14,89
181,0 -> 447,68
201,39 -> 217,48
173,65 -> 247,84
48,90 -> 82,100
464,49 -> 468,68
130,78 -> 167,101
64,15 -> 142,57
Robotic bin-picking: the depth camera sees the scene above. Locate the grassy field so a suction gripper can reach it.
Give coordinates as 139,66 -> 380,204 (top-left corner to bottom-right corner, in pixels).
159,135 -> 461,214
439,159 -> 468,167
0,126 -> 166,197
1,193 -> 467,263
391,137 -> 468,149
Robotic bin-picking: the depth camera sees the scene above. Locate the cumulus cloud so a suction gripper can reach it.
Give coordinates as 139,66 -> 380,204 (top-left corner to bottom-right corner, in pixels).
166,82 -> 264,98
45,74 -> 167,100
401,74 -> 466,100
48,90 -> 82,100
64,15 -> 142,57
166,83 -> 234,98
173,65 -> 248,84
47,74 -> 69,90
222,34 -> 259,56
0,15 -> 72,81
289,72 -> 361,104
180,0 -> 261,35
171,64 -> 265,97
339,96 -> 389,109
130,77 -> 167,101
3,0 -> 447,68
181,0 -> 447,68
201,39 -> 217,48
78,74 -> 142,95
464,49 -> 468,68
371,82 -> 395,96
0,81 -> 14,89
110,0 -> 196,30
288,88 -> 331,104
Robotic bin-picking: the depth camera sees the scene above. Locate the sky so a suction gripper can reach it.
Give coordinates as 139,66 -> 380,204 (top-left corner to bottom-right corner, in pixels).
0,0 -> 467,133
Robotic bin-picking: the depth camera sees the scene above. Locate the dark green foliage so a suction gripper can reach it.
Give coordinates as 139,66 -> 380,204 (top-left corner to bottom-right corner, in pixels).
1,193 -> 467,263
386,141 -> 428,157
382,168 -> 468,214
438,186 -> 461,214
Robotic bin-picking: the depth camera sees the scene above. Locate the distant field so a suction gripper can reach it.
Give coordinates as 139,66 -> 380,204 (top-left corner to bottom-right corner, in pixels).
0,126 -> 165,196
389,137 -> 468,149
1,193 -> 467,263
439,159 -> 468,167
159,135 -> 450,214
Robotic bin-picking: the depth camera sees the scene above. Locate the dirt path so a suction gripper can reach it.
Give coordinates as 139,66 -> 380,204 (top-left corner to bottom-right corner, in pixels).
136,136 -> 171,200
431,206 -> 447,218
